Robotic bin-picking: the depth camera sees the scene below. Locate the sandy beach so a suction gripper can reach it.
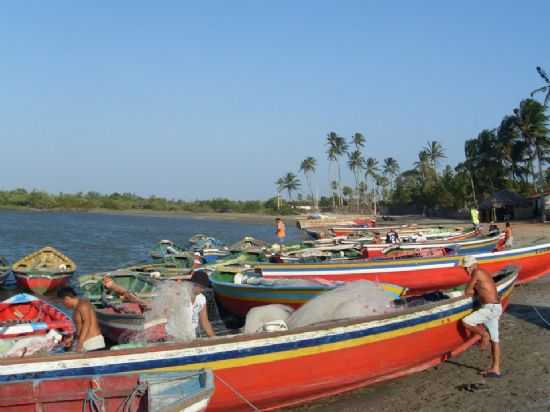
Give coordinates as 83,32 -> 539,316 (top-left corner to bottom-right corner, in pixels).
287,223 -> 550,412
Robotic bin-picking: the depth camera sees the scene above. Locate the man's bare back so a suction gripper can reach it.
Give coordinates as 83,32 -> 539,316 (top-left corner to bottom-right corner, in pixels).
465,268 -> 499,304
74,299 -> 102,351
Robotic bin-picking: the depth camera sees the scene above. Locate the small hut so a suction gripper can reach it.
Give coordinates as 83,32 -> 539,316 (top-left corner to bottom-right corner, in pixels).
479,190 -> 532,222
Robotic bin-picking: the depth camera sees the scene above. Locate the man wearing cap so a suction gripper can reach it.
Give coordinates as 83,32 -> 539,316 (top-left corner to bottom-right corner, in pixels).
461,256 -> 502,378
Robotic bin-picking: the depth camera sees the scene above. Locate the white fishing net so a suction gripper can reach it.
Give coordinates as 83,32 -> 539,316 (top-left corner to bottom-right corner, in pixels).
243,304 -> 294,334
286,280 -> 399,329
135,282 -> 197,343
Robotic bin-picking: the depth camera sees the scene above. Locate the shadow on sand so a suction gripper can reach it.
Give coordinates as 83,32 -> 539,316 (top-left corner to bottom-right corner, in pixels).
506,303 -> 550,330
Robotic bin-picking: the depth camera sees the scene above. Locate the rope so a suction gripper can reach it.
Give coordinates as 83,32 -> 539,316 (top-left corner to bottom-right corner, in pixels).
531,305 -> 550,328
82,387 -> 104,412
215,375 -> 261,412
117,381 -> 148,412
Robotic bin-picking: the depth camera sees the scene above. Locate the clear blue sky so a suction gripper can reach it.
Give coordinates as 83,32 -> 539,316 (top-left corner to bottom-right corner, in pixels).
1,1 -> 548,200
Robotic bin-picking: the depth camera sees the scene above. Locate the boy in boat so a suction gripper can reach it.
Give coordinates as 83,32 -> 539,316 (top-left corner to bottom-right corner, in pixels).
102,272 -> 216,339
188,270 -> 216,338
57,287 -> 106,352
385,229 -> 399,244
461,256 -> 502,377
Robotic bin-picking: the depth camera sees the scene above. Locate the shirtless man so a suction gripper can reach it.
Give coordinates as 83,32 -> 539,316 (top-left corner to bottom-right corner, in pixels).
58,287 -> 105,352
461,256 -> 502,377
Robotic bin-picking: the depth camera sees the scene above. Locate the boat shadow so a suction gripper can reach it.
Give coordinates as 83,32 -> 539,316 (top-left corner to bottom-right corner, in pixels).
506,303 -> 550,330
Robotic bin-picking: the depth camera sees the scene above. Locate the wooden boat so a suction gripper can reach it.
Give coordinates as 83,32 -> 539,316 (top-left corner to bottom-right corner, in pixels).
12,247 -> 76,294
0,270 -> 517,411
360,233 -> 503,258
150,240 -> 191,265
0,257 -> 9,286
78,270 -> 159,303
210,269 -> 405,317
0,369 -> 214,412
0,293 -> 74,339
126,261 -> 193,280
258,243 -> 550,291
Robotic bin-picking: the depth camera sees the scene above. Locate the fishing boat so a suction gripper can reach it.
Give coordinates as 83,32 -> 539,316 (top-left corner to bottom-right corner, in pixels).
258,243 -> 550,291
210,269 -> 405,317
150,240 -> 190,265
360,233 -> 503,258
0,258 -> 9,286
0,270 -> 517,411
126,260 -> 193,280
78,270 -> 159,303
0,293 -> 74,339
12,247 -> 76,295
0,369 -> 214,412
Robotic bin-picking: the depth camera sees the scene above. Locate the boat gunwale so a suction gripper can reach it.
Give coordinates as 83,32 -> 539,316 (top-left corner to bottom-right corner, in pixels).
0,271 -> 517,370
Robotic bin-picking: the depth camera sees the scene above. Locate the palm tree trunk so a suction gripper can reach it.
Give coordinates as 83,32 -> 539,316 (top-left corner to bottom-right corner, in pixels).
337,162 -> 343,208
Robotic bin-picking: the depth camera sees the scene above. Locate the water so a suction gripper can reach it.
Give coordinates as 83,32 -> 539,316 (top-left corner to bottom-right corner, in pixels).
0,209 -> 301,294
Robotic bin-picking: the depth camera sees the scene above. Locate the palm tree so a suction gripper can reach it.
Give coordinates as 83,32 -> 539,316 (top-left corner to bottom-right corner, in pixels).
347,150 -> 365,209
275,177 -> 285,209
281,173 -> 301,201
513,99 -> 550,193
326,132 -> 349,207
299,157 -> 317,208
364,157 -> 379,212
531,66 -> 550,107
423,140 -> 446,172
351,132 -> 366,150
414,150 -> 431,180
383,157 -> 400,190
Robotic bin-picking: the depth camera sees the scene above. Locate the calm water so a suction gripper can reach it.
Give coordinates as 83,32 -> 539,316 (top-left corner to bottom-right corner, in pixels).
0,209 -> 301,285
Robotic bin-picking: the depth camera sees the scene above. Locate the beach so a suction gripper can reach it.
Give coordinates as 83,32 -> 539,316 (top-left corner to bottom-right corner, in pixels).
288,222 -> 550,412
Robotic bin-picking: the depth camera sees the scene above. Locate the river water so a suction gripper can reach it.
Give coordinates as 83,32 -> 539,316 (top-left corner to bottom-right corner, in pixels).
0,209 -> 301,292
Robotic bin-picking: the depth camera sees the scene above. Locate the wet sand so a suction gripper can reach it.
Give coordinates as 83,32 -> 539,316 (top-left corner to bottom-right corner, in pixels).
287,223 -> 550,412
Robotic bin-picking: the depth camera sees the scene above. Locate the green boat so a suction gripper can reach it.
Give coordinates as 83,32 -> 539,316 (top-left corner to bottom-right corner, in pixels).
125,260 -> 193,280
0,257 -> 10,287
78,270 -> 159,303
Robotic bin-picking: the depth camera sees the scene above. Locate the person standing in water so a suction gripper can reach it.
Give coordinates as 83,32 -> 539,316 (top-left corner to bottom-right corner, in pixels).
58,287 -> 105,352
461,256 -> 502,378
275,217 -> 286,244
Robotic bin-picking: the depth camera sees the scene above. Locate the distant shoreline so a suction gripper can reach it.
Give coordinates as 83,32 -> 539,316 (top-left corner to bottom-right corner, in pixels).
0,205 -> 297,224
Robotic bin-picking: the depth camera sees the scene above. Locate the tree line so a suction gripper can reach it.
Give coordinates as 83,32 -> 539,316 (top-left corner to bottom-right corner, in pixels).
277,67 -> 550,214
0,189 -> 298,215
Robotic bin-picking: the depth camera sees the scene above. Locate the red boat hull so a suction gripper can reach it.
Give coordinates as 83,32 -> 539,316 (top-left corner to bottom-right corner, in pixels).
0,274 -> 516,412
0,375 -> 147,412
208,293 -> 512,411
14,274 -> 71,295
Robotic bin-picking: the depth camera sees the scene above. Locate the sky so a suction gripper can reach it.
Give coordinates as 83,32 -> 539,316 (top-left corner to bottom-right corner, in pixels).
1,1 -> 549,200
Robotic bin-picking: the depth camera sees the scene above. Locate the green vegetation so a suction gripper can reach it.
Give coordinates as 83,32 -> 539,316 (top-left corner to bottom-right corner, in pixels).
277,66 -> 549,213
0,189 -> 298,215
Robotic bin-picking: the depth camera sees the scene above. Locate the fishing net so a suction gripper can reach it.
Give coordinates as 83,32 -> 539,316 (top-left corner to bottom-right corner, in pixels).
287,281 -> 399,329
243,304 -> 294,334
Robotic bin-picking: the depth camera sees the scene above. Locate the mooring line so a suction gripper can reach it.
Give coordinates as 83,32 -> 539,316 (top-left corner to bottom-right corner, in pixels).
215,374 -> 262,412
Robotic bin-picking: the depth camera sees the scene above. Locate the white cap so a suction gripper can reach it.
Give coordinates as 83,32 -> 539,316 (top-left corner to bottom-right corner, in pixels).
463,256 -> 478,268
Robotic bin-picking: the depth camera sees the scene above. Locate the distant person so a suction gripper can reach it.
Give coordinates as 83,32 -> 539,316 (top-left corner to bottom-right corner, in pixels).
470,207 -> 481,233
372,232 -> 382,244
275,218 -> 286,244
385,229 -> 399,244
461,256 -> 502,378
504,222 -> 513,249
58,287 -> 105,352
488,221 -> 500,236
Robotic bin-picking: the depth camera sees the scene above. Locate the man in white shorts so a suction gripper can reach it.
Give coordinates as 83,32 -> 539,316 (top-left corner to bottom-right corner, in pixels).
461,256 -> 502,378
